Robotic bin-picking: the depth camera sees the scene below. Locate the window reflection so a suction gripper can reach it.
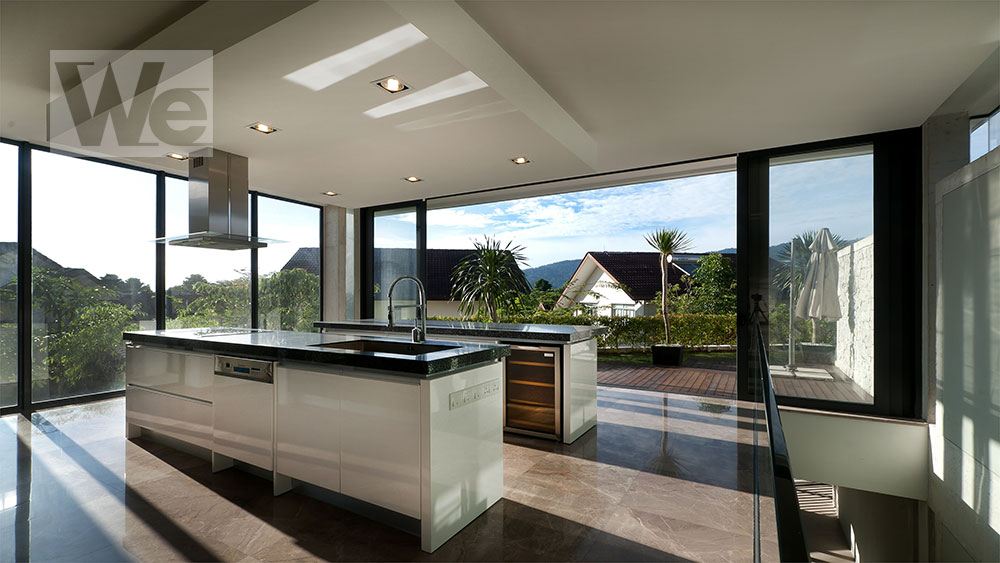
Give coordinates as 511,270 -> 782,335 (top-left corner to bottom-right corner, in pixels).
768,146 -> 875,405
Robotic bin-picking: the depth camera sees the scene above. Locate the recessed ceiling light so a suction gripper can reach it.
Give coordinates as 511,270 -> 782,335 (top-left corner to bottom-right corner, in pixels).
375,76 -> 409,94
165,152 -> 188,161
248,122 -> 279,134
403,176 -> 421,183
323,191 -> 338,196
511,156 -> 530,165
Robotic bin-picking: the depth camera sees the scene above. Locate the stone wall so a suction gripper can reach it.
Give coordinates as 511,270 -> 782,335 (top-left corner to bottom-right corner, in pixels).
835,234 -> 875,396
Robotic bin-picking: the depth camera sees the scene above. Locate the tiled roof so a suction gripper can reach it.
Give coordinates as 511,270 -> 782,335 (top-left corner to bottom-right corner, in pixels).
585,251 -> 737,302
281,247 -> 320,276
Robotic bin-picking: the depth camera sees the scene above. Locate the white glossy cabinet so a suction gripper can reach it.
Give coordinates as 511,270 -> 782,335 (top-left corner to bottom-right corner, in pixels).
125,385 -> 212,449
126,345 -> 214,402
212,375 -> 274,470
339,374 -> 421,518
126,345 -> 215,447
275,365 -> 341,493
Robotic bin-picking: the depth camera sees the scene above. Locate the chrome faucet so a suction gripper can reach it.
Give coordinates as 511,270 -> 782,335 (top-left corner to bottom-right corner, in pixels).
387,275 -> 427,343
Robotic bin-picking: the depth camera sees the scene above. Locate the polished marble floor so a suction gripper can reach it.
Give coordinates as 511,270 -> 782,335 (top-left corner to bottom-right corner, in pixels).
0,388 -> 777,562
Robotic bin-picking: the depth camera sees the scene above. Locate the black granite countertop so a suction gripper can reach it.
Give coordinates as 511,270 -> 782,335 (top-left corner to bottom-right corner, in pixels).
313,319 -> 607,344
122,328 -> 509,378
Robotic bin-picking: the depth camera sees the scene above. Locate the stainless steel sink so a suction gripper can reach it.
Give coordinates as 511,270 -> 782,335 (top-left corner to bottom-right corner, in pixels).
312,339 -> 459,355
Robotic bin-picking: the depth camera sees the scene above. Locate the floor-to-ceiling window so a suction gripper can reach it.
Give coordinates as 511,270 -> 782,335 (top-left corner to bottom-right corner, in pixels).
767,146 -> 875,405
0,143 -> 323,412
257,195 -> 321,331
0,143 -> 17,408
164,177 -> 251,328
30,150 -> 156,402
739,128 -> 921,418
371,205 -> 420,321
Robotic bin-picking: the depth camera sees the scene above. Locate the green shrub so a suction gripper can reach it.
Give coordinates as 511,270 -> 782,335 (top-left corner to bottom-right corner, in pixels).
430,311 -> 736,349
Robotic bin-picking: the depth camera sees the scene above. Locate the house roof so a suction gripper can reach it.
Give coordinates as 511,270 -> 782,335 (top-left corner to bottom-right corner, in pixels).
281,247 -> 321,276
562,251 -> 737,303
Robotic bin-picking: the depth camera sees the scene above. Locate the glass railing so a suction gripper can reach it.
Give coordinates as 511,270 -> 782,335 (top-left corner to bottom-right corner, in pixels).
752,295 -> 810,562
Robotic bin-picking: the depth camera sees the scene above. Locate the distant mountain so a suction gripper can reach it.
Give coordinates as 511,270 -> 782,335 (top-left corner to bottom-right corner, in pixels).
712,245 -> 784,260
523,259 -> 580,289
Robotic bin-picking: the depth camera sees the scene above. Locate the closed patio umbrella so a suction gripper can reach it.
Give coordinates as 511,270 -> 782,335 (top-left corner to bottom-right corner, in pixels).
795,227 -> 842,342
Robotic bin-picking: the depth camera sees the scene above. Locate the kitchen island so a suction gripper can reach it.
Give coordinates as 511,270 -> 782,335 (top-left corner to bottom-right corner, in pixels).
122,327 -> 509,553
315,320 -> 606,443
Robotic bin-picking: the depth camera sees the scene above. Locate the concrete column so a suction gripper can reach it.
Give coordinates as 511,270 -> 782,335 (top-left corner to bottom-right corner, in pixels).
921,111 -> 969,424
322,205 -> 359,321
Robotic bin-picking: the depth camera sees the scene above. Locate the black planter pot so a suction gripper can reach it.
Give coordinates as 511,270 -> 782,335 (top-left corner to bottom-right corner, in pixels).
652,344 -> 684,366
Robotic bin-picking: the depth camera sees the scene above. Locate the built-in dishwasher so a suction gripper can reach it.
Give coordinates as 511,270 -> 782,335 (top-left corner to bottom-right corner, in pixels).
212,355 -> 275,471
503,344 -> 561,439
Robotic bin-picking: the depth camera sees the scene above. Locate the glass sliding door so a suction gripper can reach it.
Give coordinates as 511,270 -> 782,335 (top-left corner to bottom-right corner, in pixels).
257,196 -> 321,331
372,206 -> 419,321
164,177 -> 250,328
0,143 -> 17,408
767,145 -> 875,405
30,150 -> 156,402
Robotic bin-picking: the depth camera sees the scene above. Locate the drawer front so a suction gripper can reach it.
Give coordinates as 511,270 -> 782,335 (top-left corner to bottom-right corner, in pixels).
126,346 -> 214,402
126,385 -> 212,449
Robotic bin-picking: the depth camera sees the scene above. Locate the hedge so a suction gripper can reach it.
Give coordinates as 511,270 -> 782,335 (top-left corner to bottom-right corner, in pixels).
429,311 -> 736,349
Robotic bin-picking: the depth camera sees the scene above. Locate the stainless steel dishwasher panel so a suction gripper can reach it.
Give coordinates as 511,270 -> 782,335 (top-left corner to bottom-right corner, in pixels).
212,355 -> 275,470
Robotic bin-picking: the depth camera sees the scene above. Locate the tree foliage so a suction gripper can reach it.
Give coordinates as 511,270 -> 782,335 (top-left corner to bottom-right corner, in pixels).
450,237 -> 530,323
259,268 -> 320,331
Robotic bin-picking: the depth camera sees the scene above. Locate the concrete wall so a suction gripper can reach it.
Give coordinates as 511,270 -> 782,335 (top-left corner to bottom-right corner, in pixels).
781,407 -> 928,501
928,148 -> 1000,563
835,235 -> 875,396
837,486 -> 920,562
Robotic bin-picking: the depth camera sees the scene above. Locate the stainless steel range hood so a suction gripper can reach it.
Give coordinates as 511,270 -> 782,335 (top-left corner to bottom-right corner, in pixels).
160,148 -> 268,250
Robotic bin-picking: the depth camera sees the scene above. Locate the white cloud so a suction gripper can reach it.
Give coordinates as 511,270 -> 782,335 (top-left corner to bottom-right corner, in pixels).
426,208 -> 494,229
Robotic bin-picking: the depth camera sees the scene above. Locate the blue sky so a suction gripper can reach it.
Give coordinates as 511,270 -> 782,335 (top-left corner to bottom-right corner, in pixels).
376,153 -> 874,269
422,172 -> 738,268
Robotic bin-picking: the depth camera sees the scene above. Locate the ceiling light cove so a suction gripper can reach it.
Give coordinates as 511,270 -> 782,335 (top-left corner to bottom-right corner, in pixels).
375,76 -> 408,93
404,176 -> 421,183
283,24 -> 428,91
248,122 -> 279,134
166,152 -> 188,161
323,191 -> 338,196
364,71 -> 488,119
511,156 -> 530,165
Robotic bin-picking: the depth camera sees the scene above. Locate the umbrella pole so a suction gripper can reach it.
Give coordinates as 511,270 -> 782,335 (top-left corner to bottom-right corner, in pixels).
788,239 -> 796,369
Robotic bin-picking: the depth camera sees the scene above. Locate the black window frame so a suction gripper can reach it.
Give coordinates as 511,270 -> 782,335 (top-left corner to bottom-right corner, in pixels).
0,137 -> 324,416
736,128 -> 923,419
359,199 -> 426,320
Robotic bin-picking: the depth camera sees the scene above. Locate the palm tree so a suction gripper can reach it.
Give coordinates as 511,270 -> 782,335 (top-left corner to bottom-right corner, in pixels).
644,228 -> 692,344
450,236 -> 530,323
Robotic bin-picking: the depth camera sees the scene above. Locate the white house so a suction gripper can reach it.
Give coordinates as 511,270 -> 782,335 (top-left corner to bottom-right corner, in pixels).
555,252 -> 736,316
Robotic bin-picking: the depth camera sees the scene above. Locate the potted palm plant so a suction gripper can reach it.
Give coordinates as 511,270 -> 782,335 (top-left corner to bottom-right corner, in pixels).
450,236 -> 530,322
645,228 -> 692,366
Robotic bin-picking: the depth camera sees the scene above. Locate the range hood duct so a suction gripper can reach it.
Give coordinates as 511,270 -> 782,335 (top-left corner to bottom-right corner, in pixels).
166,148 -> 268,250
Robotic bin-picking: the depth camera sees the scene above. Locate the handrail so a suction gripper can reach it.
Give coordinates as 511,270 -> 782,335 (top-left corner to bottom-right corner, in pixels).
752,296 -> 810,562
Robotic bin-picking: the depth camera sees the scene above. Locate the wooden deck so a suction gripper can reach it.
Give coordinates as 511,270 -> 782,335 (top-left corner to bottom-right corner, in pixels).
597,362 -> 737,398
596,361 -> 874,403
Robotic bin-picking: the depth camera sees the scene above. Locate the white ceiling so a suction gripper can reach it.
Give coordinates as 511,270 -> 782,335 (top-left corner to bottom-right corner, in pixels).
2,0 -> 997,208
